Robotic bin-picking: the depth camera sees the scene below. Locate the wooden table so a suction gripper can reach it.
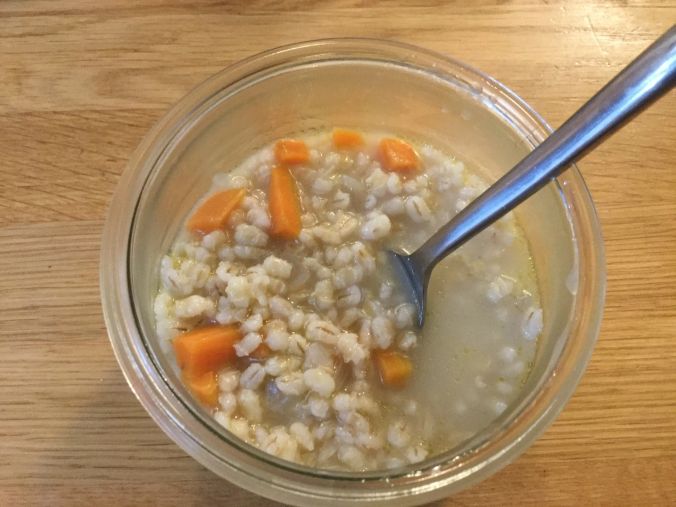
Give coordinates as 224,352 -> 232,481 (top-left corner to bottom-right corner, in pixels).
1,1 -> 674,505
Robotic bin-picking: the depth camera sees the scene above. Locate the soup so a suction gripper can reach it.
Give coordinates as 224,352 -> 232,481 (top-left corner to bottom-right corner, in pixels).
153,129 -> 543,471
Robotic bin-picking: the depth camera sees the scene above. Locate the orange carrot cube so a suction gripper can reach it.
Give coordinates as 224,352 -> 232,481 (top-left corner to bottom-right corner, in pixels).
184,371 -> 220,407
186,188 -> 246,234
373,349 -> 413,388
378,138 -> 420,173
332,128 -> 364,149
172,324 -> 242,378
274,139 -> 310,165
268,166 -> 302,240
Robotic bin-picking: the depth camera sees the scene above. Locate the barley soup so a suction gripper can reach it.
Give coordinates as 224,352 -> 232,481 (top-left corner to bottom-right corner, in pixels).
153,129 -> 543,471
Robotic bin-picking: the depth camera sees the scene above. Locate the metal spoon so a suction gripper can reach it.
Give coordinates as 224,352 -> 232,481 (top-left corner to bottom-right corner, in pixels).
390,25 -> 676,327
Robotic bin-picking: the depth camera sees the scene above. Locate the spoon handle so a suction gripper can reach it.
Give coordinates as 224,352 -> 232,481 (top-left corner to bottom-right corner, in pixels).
411,25 -> 676,273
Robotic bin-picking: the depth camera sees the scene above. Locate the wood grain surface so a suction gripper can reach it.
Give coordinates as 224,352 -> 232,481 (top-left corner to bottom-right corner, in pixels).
1,1 -> 674,505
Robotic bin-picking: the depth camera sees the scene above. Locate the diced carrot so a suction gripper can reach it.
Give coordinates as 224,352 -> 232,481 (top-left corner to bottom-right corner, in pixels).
250,342 -> 272,361
268,166 -> 302,240
274,139 -> 310,165
172,324 -> 242,378
184,371 -> 219,407
186,188 -> 246,235
378,138 -> 420,173
373,349 -> 413,388
332,128 -> 364,149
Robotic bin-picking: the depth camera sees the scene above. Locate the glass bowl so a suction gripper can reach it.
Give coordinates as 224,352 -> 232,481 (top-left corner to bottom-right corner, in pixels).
100,38 -> 605,506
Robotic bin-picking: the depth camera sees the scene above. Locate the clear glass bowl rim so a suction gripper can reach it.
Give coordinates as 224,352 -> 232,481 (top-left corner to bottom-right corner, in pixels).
100,38 -> 606,506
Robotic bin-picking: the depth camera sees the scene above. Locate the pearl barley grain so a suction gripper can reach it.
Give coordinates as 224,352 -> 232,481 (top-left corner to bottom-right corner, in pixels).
304,368 -> 336,397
